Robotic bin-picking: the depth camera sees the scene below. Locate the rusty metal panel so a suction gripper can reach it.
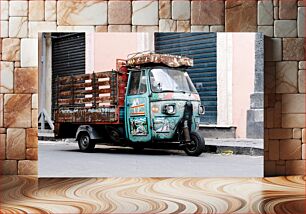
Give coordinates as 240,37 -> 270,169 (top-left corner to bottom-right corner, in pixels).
55,107 -> 118,123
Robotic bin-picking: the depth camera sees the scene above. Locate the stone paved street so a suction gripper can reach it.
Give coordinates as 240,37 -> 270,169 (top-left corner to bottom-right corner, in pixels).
39,140 -> 263,177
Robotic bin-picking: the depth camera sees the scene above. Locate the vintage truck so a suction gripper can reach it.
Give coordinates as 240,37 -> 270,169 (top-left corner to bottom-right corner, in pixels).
54,53 -> 206,156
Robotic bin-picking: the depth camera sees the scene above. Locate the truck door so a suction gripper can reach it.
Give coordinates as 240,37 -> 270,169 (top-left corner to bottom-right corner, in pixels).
125,70 -> 151,142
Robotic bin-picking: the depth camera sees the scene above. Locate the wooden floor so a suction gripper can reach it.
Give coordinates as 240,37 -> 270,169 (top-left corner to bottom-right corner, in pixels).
0,176 -> 305,213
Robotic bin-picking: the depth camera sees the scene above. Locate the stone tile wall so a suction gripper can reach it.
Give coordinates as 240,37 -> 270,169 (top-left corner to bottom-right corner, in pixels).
0,0 -> 305,176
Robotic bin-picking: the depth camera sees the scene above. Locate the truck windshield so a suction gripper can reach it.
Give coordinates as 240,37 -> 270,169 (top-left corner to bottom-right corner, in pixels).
150,68 -> 197,93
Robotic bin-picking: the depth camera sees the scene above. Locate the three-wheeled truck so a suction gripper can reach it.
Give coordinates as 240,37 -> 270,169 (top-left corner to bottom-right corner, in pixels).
54,53 -> 206,156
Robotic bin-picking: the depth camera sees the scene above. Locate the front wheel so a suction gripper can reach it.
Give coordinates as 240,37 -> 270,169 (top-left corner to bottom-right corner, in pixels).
183,132 -> 205,156
78,132 -> 95,152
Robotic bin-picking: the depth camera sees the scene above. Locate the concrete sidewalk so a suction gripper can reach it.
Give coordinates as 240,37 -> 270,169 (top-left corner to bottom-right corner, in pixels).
205,138 -> 263,156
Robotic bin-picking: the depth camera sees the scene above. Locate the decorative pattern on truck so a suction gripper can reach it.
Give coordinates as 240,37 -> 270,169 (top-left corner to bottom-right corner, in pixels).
153,118 -> 173,133
129,98 -> 146,116
130,117 -> 148,136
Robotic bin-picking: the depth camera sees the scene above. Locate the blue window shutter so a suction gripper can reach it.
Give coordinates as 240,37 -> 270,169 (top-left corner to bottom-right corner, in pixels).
154,33 -> 217,124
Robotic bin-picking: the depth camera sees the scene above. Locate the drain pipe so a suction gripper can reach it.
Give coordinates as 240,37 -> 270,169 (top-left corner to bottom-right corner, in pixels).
39,33 -> 47,130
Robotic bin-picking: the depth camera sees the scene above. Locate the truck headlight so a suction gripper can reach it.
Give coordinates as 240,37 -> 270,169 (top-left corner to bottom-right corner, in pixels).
163,104 -> 176,115
199,105 -> 205,115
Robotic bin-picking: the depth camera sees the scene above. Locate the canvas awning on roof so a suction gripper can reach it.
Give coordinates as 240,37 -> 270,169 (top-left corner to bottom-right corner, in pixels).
126,53 -> 193,68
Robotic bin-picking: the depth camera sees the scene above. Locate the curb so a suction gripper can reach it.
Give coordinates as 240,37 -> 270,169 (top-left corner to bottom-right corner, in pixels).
205,145 -> 263,156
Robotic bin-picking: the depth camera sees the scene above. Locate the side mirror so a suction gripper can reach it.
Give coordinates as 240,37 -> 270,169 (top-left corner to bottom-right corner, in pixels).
152,82 -> 162,92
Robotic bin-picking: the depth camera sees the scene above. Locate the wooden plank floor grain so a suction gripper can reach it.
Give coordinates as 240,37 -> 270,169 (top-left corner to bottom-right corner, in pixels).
0,176 -> 305,213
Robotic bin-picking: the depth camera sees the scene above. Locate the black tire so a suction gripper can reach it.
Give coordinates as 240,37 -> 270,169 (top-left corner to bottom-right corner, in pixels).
183,131 -> 205,156
78,132 -> 95,152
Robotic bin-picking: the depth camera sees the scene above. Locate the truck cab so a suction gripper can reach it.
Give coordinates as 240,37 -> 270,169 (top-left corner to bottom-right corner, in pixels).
124,54 -> 205,156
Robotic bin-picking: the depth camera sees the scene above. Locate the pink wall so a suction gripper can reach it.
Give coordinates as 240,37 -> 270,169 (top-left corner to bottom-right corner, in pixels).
232,33 -> 255,138
93,33 -> 153,72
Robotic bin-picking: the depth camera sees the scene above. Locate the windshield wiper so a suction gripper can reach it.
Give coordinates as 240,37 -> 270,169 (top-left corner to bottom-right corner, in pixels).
161,90 -> 176,92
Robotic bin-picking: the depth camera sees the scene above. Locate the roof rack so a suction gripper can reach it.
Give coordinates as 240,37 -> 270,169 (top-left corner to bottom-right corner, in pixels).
126,52 -> 193,68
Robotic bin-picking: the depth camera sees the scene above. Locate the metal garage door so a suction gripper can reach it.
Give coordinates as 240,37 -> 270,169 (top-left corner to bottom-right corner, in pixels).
51,33 -> 86,118
154,33 -> 217,124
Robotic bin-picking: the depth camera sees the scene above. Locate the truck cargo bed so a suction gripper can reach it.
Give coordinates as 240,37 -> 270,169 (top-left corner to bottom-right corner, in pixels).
54,71 -> 123,124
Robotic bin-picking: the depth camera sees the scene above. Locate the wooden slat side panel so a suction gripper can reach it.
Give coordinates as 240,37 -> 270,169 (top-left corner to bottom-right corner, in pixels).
59,73 -> 92,84
59,88 -> 112,97
55,71 -> 119,124
59,81 -> 110,91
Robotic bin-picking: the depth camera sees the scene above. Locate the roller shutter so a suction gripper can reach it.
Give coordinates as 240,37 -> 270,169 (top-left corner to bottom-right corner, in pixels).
51,33 -> 86,118
154,33 -> 217,124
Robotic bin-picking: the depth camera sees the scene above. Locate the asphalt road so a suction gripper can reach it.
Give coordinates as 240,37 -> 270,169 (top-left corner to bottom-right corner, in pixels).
38,141 -> 263,177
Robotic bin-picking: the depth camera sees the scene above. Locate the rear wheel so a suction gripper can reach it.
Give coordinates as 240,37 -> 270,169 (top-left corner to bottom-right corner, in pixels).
183,131 -> 205,156
78,132 -> 95,152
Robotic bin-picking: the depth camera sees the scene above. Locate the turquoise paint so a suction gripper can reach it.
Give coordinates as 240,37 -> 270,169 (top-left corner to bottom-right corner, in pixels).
125,67 -> 202,143
151,100 -> 201,141
125,69 -> 152,143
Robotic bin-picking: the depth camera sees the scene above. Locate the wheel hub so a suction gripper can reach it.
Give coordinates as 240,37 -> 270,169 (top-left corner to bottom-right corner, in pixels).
186,140 -> 197,152
81,135 -> 89,147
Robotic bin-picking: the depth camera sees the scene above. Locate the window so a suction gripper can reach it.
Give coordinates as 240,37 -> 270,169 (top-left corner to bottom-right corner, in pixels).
128,71 -> 147,95
150,68 -> 197,93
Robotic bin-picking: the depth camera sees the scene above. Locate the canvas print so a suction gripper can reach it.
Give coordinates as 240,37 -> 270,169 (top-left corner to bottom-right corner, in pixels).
38,32 -> 264,177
